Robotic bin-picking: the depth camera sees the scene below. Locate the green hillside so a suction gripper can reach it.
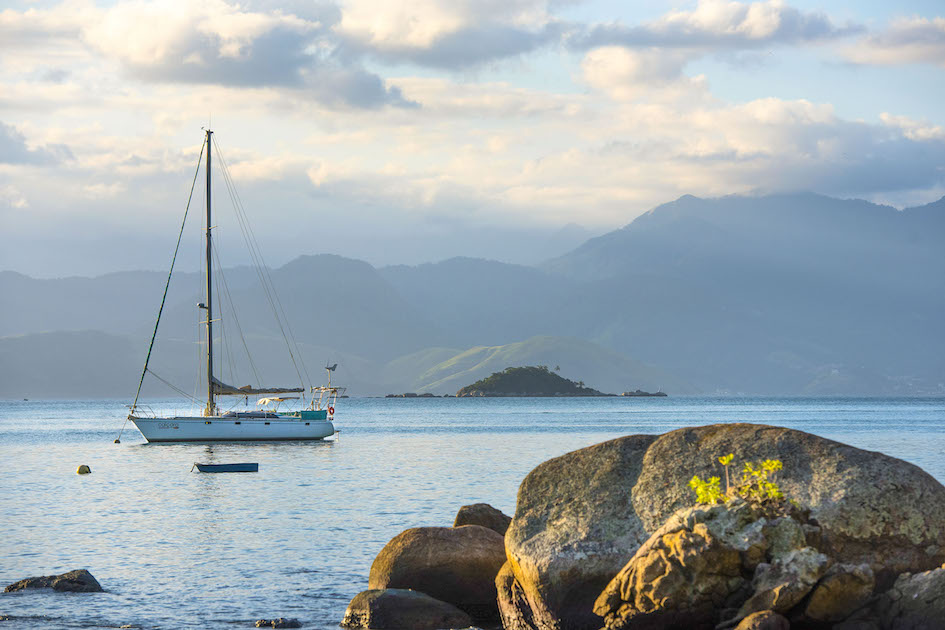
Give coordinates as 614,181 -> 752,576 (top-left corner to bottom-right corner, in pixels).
456,365 -> 607,396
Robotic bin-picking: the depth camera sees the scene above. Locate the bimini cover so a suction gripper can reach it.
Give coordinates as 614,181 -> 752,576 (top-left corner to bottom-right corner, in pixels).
211,377 -> 304,396
257,396 -> 300,405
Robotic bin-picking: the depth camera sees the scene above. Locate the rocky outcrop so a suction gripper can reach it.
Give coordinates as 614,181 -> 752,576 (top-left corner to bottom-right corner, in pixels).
368,525 -> 506,620
454,503 -> 512,535
736,546 -> 830,620
868,564 -> 945,629
594,500 -> 830,629
501,424 -> 945,630
594,503 -> 748,629
255,619 -> 302,628
340,589 -> 472,630
4,569 -> 103,593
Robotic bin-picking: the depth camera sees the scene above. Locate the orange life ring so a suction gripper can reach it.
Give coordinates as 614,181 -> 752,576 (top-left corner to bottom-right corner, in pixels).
328,406 -> 335,415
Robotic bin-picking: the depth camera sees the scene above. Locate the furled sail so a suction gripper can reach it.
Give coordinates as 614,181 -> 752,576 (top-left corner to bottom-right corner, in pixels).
211,377 -> 304,396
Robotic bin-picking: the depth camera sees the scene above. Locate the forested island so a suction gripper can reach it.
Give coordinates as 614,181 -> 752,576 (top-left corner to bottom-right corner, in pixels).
455,365 -> 611,397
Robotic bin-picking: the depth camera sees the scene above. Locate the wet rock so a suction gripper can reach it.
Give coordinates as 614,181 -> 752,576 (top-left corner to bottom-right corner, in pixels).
368,525 -> 506,620
4,569 -> 103,593
255,618 -> 302,628
734,610 -> 790,630
501,424 -> 945,629
341,589 -> 472,630
454,503 -> 512,536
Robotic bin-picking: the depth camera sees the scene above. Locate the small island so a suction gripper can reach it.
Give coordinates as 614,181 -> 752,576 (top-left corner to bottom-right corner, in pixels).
621,389 -> 668,397
456,365 -> 612,397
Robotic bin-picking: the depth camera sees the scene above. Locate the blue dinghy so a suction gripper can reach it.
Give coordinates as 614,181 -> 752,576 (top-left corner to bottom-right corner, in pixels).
192,462 -> 258,473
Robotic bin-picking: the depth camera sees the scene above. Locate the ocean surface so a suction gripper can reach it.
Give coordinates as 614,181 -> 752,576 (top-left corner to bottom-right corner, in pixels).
1,396 -> 943,629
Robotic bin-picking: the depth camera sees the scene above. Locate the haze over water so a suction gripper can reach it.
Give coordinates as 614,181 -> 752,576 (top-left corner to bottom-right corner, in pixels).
2,396 -> 943,629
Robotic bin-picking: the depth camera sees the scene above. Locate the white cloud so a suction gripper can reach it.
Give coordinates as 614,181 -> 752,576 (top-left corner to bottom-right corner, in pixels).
0,121 -> 72,164
880,113 -> 945,142
337,0 -> 563,68
569,1 -> 861,104
83,0 -> 316,68
580,46 -> 710,103
0,184 -> 28,208
844,16 -> 945,67
82,182 -> 125,199
1,0 -> 412,109
571,0 -> 859,51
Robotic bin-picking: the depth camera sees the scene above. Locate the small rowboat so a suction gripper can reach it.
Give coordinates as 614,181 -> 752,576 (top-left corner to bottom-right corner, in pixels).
191,462 -> 258,473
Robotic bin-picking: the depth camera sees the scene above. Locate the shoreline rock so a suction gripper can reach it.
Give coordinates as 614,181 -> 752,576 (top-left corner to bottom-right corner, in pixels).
4,569 -> 103,593
255,618 -> 302,628
341,589 -> 472,630
454,503 -> 512,536
368,525 -> 506,620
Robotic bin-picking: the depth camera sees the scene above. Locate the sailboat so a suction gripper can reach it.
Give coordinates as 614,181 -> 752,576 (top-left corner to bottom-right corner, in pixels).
125,129 -> 340,443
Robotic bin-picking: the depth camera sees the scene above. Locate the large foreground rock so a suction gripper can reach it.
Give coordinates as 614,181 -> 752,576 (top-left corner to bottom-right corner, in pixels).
341,589 -> 472,630
368,525 -> 506,619
454,503 -> 512,536
502,424 -> 945,630
4,569 -> 103,593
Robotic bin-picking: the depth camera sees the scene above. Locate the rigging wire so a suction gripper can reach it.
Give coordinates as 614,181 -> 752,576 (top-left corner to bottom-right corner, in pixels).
213,254 -> 235,387
212,241 -> 261,387
116,141 -> 205,443
213,139 -> 305,389
146,369 -> 203,405
211,136 -> 311,392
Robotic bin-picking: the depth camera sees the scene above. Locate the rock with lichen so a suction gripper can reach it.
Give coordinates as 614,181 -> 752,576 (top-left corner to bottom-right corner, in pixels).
501,424 -> 945,630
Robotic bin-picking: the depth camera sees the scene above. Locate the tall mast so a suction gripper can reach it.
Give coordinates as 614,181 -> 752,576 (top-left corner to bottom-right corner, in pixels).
204,129 -> 215,417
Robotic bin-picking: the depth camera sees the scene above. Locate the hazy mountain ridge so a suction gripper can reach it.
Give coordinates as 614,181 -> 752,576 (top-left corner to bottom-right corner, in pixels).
2,193 -> 942,397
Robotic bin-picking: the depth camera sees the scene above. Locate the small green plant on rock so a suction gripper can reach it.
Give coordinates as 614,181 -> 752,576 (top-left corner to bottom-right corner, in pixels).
688,475 -> 725,504
738,459 -> 784,503
689,454 -> 787,509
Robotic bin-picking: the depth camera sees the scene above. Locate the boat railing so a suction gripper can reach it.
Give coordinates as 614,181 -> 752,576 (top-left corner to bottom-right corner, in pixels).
128,404 -> 158,418
309,385 -> 345,411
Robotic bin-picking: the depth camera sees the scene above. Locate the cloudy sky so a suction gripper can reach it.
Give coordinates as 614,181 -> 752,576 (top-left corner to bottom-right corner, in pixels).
1,0 -> 943,276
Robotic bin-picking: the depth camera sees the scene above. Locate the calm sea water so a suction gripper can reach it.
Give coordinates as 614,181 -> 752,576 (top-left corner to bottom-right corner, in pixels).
1,396 -> 943,629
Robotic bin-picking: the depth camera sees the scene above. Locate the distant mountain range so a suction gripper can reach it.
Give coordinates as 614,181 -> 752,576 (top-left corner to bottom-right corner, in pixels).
1,192 -> 942,398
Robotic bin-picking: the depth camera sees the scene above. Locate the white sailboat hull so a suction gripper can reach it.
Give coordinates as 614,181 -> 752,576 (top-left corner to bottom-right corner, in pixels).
130,416 -> 335,443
